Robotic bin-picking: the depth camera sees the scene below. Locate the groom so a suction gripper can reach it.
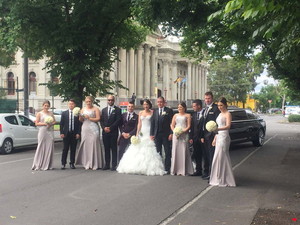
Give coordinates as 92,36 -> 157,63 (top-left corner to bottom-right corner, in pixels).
118,102 -> 138,161
150,96 -> 174,174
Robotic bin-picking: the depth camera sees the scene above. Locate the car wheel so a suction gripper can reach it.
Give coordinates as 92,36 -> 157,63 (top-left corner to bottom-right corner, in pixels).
253,129 -> 265,147
0,138 -> 13,154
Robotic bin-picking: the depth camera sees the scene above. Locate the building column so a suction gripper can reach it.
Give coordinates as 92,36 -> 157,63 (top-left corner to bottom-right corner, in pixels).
150,47 -> 157,99
171,60 -> 178,102
118,49 -> 127,98
129,49 -> 135,98
187,62 -> 192,101
144,44 -> 151,98
136,46 -> 144,99
162,59 -> 170,101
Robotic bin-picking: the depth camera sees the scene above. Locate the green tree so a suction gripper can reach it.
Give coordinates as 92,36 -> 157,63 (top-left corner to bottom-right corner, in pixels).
0,0 -> 148,104
208,58 -> 262,105
133,0 -> 300,92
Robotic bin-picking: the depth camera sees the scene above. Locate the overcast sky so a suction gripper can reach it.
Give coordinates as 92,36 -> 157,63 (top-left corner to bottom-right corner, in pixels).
254,68 -> 277,93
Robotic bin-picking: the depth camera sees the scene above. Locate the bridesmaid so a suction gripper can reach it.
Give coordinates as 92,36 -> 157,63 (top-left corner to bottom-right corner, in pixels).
209,97 -> 236,187
32,100 -> 56,170
170,102 -> 193,176
75,96 -> 103,170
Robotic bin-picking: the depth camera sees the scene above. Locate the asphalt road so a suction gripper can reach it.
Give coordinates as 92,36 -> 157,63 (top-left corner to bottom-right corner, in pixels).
0,115 -> 299,225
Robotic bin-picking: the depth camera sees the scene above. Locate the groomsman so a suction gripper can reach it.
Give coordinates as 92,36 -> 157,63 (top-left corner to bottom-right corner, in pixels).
100,95 -> 122,171
118,102 -> 138,161
201,91 -> 220,180
60,99 -> 81,169
150,96 -> 174,174
189,99 -> 206,176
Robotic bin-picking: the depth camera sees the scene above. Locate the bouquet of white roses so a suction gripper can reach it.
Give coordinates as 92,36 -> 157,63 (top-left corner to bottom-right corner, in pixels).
173,126 -> 183,137
205,120 -> 218,132
72,107 -> 81,116
44,116 -> 54,124
130,135 -> 140,145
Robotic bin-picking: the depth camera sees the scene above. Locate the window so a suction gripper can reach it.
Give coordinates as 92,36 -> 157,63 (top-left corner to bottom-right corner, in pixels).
247,112 -> 257,120
231,110 -> 248,121
5,116 -> 18,125
29,72 -> 37,93
18,115 -> 35,126
7,72 -> 15,95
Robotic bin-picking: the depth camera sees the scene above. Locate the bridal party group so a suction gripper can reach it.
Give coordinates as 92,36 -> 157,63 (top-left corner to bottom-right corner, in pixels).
31,91 -> 236,187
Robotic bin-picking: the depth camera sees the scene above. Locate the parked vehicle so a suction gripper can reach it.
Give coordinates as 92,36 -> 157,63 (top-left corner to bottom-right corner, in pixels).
173,106 -> 266,147
0,114 -> 39,154
228,107 -> 266,146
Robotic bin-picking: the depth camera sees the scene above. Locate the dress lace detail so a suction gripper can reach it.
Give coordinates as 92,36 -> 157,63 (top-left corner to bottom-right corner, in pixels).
117,114 -> 166,176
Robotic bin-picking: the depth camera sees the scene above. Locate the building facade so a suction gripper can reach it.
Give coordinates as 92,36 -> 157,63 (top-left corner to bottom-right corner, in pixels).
0,33 -> 207,112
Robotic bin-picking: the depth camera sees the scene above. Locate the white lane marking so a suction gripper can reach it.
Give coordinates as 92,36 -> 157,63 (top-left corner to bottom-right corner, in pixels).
0,152 -> 61,165
158,135 -> 277,225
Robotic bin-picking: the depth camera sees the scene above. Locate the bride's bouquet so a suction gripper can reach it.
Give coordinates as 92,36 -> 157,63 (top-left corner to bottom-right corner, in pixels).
130,135 -> 140,145
44,116 -> 54,124
173,126 -> 183,137
206,120 -> 218,132
72,107 -> 81,116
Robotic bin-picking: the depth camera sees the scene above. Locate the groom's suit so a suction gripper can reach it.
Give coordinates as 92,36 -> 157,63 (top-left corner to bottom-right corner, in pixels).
202,103 -> 220,176
100,105 -> 122,169
150,107 -> 174,172
118,111 -> 138,161
60,109 -> 81,165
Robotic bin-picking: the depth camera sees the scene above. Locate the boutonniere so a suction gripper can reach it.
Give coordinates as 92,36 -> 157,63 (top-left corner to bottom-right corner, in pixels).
208,106 -> 212,111
111,108 -> 115,111
162,111 -> 167,116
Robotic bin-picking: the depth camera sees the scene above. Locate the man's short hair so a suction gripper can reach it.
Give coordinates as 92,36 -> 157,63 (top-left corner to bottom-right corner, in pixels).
204,91 -> 213,98
157,96 -> 165,102
192,99 -> 202,107
128,101 -> 135,105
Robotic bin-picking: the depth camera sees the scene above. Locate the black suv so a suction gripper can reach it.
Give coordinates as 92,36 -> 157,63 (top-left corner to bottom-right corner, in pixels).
173,106 -> 266,147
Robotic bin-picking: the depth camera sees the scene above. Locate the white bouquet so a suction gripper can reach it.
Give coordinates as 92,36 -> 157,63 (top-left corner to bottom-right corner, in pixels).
206,120 -> 218,132
44,116 -> 54,124
174,126 -> 183,137
130,135 -> 140,145
72,107 -> 81,116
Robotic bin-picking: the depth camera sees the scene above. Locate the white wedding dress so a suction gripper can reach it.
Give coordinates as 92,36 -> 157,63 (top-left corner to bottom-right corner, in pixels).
117,115 -> 166,176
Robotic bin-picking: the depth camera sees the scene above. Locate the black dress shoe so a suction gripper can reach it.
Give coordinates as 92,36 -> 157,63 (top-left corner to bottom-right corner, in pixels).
166,171 -> 170,175
70,163 -> 76,169
102,166 -> 110,170
202,175 -> 210,180
61,165 -> 66,170
191,172 -> 202,176
110,167 -> 116,171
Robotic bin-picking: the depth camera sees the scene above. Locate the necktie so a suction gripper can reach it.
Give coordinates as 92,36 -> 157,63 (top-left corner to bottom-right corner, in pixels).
204,107 -> 209,118
70,110 -> 73,131
127,113 -> 131,121
159,108 -> 162,116
108,107 -> 111,116
197,112 -> 200,120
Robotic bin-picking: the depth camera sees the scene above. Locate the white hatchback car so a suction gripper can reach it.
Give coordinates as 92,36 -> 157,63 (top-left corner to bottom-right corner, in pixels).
0,114 -> 39,154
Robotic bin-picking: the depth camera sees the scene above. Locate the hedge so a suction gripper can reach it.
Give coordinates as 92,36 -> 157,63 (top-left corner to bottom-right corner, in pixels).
288,114 -> 300,122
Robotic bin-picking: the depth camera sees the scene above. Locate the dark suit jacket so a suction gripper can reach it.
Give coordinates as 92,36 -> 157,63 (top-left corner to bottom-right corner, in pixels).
100,105 -> 122,135
119,112 -> 138,136
202,103 -> 220,137
190,111 -> 204,141
150,107 -> 174,137
60,109 -> 81,136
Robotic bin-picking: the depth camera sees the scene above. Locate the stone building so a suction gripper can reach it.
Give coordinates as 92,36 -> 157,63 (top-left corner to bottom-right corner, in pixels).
0,32 -> 207,111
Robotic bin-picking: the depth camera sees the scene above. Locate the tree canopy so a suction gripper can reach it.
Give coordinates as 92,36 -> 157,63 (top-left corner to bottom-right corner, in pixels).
134,0 -> 300,92
0,0 -> 148,103
208,57 -> 262,104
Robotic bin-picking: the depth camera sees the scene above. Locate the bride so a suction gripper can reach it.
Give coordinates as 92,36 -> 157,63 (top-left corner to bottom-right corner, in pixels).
117,99 -> 166,176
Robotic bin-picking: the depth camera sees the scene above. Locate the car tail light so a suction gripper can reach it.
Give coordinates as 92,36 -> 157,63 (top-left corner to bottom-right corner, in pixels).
0,124 -> 2,132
